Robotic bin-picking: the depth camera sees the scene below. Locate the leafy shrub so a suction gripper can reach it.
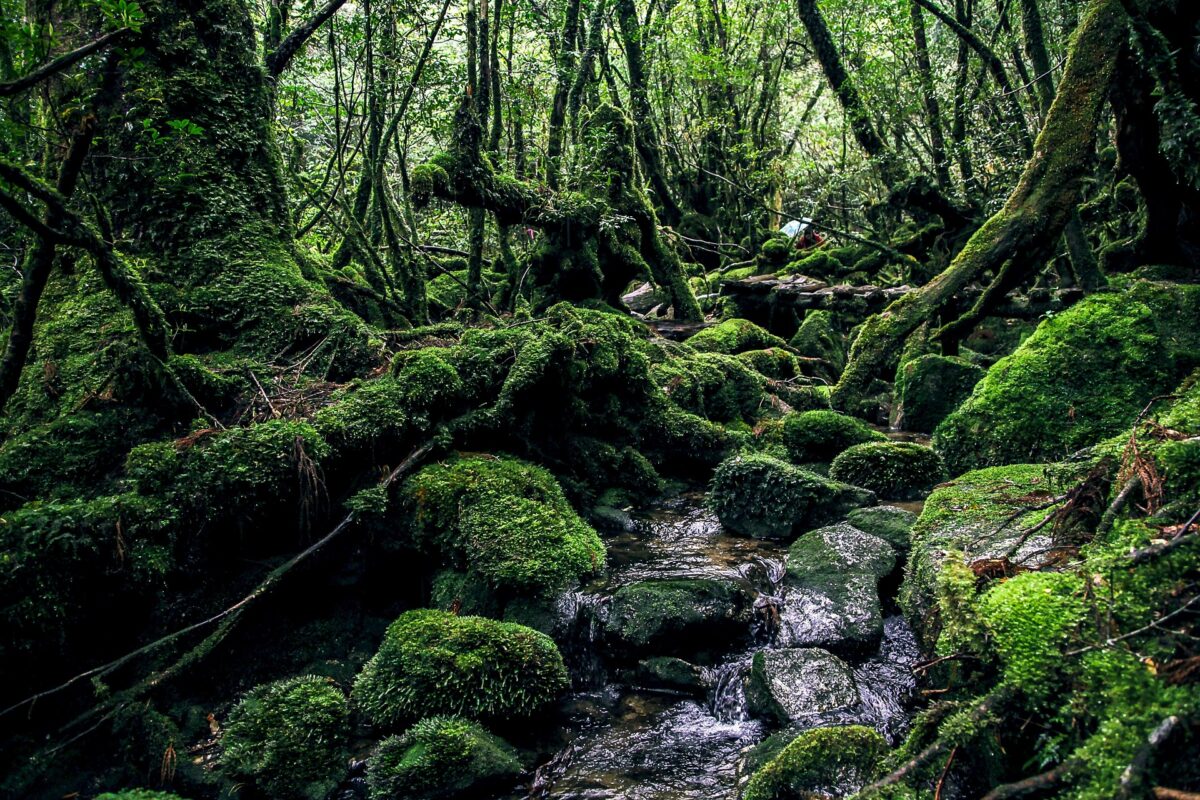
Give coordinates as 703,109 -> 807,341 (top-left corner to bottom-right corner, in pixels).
353,609 -> 569,727
221,675 -> 350,800
366,716 -> 521,800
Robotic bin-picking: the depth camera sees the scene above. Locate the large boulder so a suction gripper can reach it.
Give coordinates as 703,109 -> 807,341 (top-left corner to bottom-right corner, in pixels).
746,648 -> 859,724
605,577 -> 753,656
709,454 -> 876,540
829,441 -> 946,500
902,463 -> 1059,647
742,725 -> 887,800
933,281 -> 1200,474
779,523 -> 896,652
893,354 -> 985,433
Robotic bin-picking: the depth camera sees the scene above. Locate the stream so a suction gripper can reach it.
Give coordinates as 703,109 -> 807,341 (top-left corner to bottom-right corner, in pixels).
499,492 -> 921,800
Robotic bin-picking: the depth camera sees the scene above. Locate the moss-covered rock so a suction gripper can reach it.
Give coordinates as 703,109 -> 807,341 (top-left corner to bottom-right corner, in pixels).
742,725 -> 887,800
845,505 -> 918,554
708,454 -> 876,540
759,236 -> 794,268
95,792 -> 190,800
221,675 -> 350,800
789,310 -> 845,383
686,318 -> 787,355
829,441 -> 945,500
353,609 -> 568,727
605,578 -> 752,656
400,455 -> 605,598
902,464 -> 1058,646
782,409 -> 887,464
627,656 -> 709,695
652,351 -> 767,423
933,282 -> 1200,474
365,716 -> 521,800
746,648 -> 860,724
893,354 -> 985,433
737,348 -> 803,381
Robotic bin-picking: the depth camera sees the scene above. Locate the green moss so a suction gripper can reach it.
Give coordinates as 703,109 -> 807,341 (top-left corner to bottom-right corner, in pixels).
366,716 -> 521,800
782,409 -> 887,463
845,505 -> 917,553
759,236 -> 793,267
604,578 -> 751,653
933,283 -> 1200,474
737,348 -> 803,381
400,455 -> 604,597
978,572 -> 1086,707
652,351 -> 766,423
789,310 -> 845,381
829,441 -> 946,500
221,675 -> 350,800
708,453 -> 876,540
894,354 -> 984,433
352,609 -> 568,727
742,725 -> 887,800
686,318 -> 787,355
95,792 -> 189,800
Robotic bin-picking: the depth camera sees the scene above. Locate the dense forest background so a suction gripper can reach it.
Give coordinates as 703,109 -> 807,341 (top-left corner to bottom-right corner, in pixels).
0,0 -> 1198,798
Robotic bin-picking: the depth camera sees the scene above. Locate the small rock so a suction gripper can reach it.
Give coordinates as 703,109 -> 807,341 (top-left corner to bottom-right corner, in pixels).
746,648 -> 859,724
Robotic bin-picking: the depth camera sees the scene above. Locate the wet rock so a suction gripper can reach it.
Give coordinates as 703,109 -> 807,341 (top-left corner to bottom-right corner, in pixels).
778,523 -> 896,653
845,505 -> 917,554
605,577 -> 753,656
625,656 -> 709,695
709,454 -> 876,541
622,281 -> 667,313
746,648 -> 859,724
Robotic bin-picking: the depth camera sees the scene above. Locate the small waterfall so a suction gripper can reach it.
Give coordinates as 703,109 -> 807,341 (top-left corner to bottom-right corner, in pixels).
705,655 -> 752,723
553,589 -> 610,690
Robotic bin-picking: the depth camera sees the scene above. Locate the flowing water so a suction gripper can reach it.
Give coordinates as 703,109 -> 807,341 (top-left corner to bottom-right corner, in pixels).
499,493 -> 920,800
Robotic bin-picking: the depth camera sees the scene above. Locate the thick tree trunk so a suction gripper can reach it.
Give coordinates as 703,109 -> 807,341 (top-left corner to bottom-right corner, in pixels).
831,0 -> 1126,412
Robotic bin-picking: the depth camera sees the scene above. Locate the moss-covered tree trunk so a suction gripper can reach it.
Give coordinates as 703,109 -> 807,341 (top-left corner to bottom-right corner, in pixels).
831,0 -> 1127,412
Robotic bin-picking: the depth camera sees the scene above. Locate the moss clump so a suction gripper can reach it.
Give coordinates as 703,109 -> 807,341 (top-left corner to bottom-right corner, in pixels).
400,455 -> 604,598
95,793 -> 189,800
782,409 -> 887,463
365,716 -> 521,800
685,318 -> 787,355
737,348 -> 803,381
978,571 -> 1086,707
708,453 -> 876,540
221,675 -> 350,800
829,441 -> 946,500
759,236 -> 793,267
353,609 -> 568,727
742,725 -> 887,800
933,283 -> 1200,474
893,354 -> 984,433
789,310 -> 845,382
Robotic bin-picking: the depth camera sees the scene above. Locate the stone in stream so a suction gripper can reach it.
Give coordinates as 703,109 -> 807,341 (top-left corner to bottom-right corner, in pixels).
605,577 -> 753,657
741,724 -> 888,800
624,656 -> 709,695
778,523 -> 897,653
845,505 -> 917,555
745,648 -> 859,724
708,454 -> 877,541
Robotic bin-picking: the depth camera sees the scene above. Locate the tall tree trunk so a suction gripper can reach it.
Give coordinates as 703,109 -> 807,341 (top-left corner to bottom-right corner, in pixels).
909,0 -> 952,189
831,0 -> 1126,412
546,0 -> 583,188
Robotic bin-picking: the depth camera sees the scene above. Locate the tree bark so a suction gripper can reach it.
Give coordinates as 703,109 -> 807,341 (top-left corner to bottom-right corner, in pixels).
832,0 -> 1127,412
910,1 -> 953,189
